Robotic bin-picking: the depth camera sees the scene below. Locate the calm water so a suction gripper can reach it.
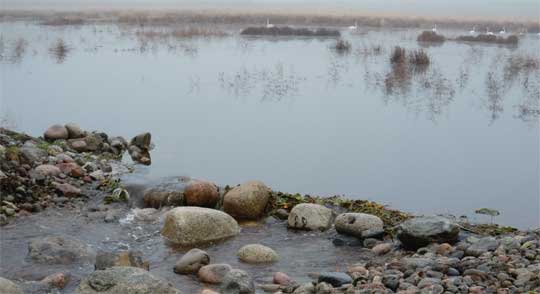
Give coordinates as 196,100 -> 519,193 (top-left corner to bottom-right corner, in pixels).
1,22 -> 539,228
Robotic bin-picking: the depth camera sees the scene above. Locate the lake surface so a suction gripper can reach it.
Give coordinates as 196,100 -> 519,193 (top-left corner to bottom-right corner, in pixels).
1,22 -> 539,228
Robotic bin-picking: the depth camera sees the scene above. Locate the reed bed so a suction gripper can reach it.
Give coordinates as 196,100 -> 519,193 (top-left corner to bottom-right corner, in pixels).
456,34 -> 519,45
417,31 -> 446,43
240,26 -> 340,37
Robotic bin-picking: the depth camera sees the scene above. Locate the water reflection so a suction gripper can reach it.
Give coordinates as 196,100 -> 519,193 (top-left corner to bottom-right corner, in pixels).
219,63 -> 304,100
48,39 -> 71,63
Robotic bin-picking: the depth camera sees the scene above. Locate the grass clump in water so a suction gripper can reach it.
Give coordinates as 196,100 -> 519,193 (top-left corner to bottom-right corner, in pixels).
333,39 -> 351,53
417,31 -> 446,43
240,26 -> 340,37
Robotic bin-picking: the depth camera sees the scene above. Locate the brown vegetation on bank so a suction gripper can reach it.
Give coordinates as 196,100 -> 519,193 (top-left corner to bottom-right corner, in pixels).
240,26 -> 340,37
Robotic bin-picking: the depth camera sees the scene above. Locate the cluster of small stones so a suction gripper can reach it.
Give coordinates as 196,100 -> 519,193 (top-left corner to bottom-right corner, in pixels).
0,125 -> 151,226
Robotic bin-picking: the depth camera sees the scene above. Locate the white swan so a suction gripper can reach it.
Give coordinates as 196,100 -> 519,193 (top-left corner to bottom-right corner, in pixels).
486,27 -> 494,36
499,27 -> 506,35
266,19 -> 274,28
469,26 -> 476,34
432,24 -> 437,33
348,21 -> 358,30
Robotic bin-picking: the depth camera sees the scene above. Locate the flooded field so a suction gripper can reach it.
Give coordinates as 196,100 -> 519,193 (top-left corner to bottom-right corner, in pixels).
1,21 -> 539,229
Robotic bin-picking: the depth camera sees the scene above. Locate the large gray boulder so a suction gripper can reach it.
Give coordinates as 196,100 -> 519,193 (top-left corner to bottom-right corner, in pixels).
0,277 -> 22,294
65,123 -> 85,139
161,207 -> 240,246
397,216 -> 459,250
28,236 -> 94,264
465,237 -> 500,257
288,203 -> 333,231
221,269 -> 255,294
44,124 -> 69,141
76,266 -> 180,294
223,181 -> 271,220
335,213 -> 384,238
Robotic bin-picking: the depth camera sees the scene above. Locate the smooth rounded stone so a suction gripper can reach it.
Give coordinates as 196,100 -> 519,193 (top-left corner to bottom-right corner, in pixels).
198,264 -> 233,284
372,243 -> 393,255
69,139 -> 88,152
76,266 -> 180,294
237,244 -> 278,264
317,272 -> 352,287
161,207 -> 240,246
288,203 -> 333,231
95,250 -> 149,270
174,248 -> 210,274
401,257 -> 436,270
34,164 -> 61,177
273,272 -> 294,286
315,282 -> 334,293
363,238 -> 381,249
143,188 -> 184,209
0,277 -> 23,294
201,290 -> 219,294
335,212 -> 384,238
184,181 -> 220,208
65,123 -> 84,139
28,236 -> 94,264
44,125 -> 69,141
465,237 -> 500,257
436,243 -> 454,255
220,269 -> 255,294
397,216 -> 459,250
223,181 -> 271,220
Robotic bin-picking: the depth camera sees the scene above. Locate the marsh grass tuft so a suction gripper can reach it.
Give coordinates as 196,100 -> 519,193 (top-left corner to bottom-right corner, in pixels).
417,31 -> 446,43
49,39 -> 71,63
390,46 -> 407,64
41,16 -> 84,26
333,39 -> 351,53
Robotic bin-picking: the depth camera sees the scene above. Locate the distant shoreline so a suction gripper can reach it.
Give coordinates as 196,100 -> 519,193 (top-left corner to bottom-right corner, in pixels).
1,8 -> 539,32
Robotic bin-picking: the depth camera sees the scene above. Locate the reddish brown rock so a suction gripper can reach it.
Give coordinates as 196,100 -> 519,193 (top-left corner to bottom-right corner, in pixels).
198,264 -> 233,284
54,182 -> 81,197
44,125 -> 68,141
273,272 -> 294,286
56,162 -> 84,178
184,180 -> 220,208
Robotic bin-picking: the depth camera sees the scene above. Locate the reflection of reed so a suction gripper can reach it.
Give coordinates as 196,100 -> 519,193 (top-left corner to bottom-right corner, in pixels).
10,38 -> 27,63
49,39 -> 71,64
219,63 -> 304,100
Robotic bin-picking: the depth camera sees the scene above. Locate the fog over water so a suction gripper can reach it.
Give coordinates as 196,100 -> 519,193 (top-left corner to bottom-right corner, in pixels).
3,0 -> 540,20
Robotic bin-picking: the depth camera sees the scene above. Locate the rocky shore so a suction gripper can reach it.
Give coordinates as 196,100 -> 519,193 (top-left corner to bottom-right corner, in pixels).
1,126 -> 539,294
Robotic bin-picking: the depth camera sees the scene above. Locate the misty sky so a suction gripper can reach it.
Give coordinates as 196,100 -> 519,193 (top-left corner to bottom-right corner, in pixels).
3,0 -> 540,20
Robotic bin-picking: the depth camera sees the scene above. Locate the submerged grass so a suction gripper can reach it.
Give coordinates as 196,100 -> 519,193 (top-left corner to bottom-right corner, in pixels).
333,39 -> 351,53
49,39 -> 71,63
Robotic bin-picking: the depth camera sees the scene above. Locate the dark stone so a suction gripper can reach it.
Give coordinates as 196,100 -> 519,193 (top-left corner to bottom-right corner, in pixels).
317,272 -> 352,287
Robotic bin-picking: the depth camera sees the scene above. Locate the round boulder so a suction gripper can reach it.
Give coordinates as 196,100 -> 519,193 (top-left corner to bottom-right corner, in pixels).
161,207 -> 240,246
174,248 -> 210,274
198,264 -> 233,284
237,244 -> 278,264
223,181 -> 271,220
76,266 -> 180,294
288,203 -> 333,231
184,181 -> 220,208
65,123 -> 84,139
44,124 -> 69,141
0,277 -> 22,294
220,269 -> 255,294
397,216 -> 459,250
34,164 -> 61,177
335,213 -> 384,238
